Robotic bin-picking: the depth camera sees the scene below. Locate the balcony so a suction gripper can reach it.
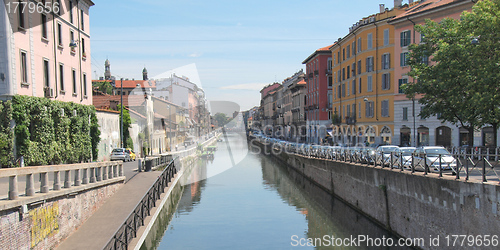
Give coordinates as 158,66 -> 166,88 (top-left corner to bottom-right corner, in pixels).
314,70 -> 319,76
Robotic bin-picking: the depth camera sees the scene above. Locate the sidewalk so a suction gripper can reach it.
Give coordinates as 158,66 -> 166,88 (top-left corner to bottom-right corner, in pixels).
56,170 -> 162,250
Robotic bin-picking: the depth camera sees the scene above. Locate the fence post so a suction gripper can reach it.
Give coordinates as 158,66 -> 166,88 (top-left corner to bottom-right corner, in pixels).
54,171 -> 61,190
41,172 -> 49,193
26,174 -> 35,196
439,154 -> 443,177
483,157 -> 487,182
64,170 -> 71,188
9,176 -> 18,200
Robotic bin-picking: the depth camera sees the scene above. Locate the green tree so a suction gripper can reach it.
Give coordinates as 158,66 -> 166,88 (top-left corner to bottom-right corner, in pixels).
92,80 -> 114,95
118,104 -> 133,148
213,113 -> 230,127
403,0 -> 500,147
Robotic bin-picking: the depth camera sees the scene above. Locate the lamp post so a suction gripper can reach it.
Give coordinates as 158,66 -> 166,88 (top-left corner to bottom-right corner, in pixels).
120,78 -> 123,148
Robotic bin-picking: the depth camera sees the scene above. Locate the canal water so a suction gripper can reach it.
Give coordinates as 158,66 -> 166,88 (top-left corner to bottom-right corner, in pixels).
142,133 -> 409,249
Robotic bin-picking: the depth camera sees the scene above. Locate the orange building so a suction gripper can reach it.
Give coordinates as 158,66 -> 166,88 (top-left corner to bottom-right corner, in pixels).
331,3 -> 408,146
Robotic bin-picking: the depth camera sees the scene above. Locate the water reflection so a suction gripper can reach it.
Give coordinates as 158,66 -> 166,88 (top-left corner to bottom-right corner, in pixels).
149,133 -> 409,249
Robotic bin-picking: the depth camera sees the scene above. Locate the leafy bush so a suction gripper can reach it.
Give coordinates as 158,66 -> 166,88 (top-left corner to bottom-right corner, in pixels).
0,95 -> 100,167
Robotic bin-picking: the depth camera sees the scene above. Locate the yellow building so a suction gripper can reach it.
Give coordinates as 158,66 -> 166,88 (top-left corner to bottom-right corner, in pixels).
330,4 -> 407,146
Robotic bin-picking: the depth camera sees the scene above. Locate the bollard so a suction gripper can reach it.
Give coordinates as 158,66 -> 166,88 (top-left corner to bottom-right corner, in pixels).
145,159 -> 152,172
138,159 -> 142,172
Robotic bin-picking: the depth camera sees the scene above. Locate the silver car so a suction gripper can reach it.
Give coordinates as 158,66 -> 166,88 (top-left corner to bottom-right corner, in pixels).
110,148 -> 131,162
414,146 -> 457,172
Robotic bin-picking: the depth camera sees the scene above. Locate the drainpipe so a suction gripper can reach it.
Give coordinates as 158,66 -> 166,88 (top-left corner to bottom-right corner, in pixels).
77,0 -> 83,102
408,17 -> 417,147
52,12 -> 58,98
374,21 -> 379,122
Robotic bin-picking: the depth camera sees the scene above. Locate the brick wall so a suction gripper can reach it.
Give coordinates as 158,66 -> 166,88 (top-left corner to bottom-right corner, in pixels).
0,182 -> 122,250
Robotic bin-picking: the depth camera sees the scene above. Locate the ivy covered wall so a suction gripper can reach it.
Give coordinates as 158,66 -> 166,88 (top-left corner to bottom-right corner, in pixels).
0,95 -> 100,167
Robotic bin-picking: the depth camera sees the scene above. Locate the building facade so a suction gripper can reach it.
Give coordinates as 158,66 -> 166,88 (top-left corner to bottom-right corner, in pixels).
389,0 -> 476,147
331,3 -> 408,146
303,45 -> 334,144
0,0 -> 94,105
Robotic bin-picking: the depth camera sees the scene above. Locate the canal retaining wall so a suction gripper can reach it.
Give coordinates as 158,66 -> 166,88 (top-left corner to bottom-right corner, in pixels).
253,140 -> 500,249
0,162 -> 125,250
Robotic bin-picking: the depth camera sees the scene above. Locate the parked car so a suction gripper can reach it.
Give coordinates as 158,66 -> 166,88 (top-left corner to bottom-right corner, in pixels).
396,147 -> 416,169
110,148 -> 131,162
126,148 -> 136,161
376,145 -> 400,166
413,146 -> 457,172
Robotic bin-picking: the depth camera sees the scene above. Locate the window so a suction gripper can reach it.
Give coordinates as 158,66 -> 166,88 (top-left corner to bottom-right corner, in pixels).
337,70 -> 341,83
382,73 -> 390,90
365,101 -> 374,118
342,68 -> 345,81
382,53 -> 390,69
421,55 -> 429,65
59,64 -> 64,91
400,52 -> 409,67
81,38 -> 85,54
342,84 -> 345,97
346,45 -> 350,58
333,54 -> 336,66
367,75 -> 373,92
328,76 -> 332,87
420,107 -> 425,120
357,37 -> 362,52
337,51 -> 340,64
43,59 -> 49,88
384,29 -> 390,46
401,30 -> 411,47
347,105 -> 351,117
69,1 -> 74,23
366,57 -> 374,72
70,30 -> 75,47
72,69 -> 77,95
18,1 -> 25,29
83,74 -> 87,96
381,100 -> 389,117
358,78 -> 362,93
57,23 -> 62,46
352,104 -> 356,119
334,72 -> 336,84
41,14 -> 48,39
20,51 -> 28,83
81,9 -> 85,30
342,48 -> 345,61
352,80 -> 356,95
346,66 -> 350,79
327,58 -> 332,71
347,81 -> 350,96
352,62 -> 356,77
352,41 -> 356,56
338,85 -> 341,98
403,107 -> 408,120
367,33 -> 373,49
357,60 -> 361,75
398,78 -> 408,93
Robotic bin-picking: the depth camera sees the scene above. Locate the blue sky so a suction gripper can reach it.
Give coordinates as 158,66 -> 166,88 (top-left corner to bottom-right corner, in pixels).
90,0 -> 406,110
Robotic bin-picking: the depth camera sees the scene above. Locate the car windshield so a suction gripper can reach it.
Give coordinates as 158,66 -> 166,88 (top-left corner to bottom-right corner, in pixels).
400,148 -> 415,155
112,149 -> 124,153
425,148 -> 450,156
380,147 -> 398,153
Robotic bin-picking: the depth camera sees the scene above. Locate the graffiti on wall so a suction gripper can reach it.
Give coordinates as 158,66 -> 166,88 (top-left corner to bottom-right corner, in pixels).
30,203 -> 60,248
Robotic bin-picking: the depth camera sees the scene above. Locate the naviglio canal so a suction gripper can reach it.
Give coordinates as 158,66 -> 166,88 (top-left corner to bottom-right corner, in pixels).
140,133 -> 410,249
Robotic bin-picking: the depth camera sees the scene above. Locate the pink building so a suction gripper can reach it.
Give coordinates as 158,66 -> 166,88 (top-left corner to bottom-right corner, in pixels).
0,0 -> 94,105
390,0 -> 474,147
302,44 -> 334,144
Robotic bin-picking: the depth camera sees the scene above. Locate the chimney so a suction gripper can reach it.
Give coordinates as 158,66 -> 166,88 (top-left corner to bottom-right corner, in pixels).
379,4 -> 385,13
395,0 -> 403,7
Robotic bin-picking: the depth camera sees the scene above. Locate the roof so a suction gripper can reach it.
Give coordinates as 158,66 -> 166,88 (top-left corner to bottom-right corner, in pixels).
115,80 -> 156,89
302,43 -> 335,64
93,95 -> 147,109
297,80 -> 306,85
95,108 -> 120,114
391,0 -> 469,22
150,96 -> 182,109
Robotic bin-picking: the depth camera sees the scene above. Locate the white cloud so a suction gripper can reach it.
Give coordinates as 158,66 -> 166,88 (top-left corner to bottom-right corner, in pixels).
188,53 -> 202,58
220,83 -> 269,91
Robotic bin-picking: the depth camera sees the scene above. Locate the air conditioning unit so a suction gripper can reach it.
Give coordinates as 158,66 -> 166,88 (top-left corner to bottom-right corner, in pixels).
44,87 -> 54,98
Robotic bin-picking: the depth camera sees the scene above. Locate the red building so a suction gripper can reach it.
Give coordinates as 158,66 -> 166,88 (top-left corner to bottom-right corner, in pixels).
302,44 -> 334,144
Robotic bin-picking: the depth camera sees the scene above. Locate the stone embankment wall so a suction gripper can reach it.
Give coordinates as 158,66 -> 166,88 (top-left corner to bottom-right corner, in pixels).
252,140 -> 500,249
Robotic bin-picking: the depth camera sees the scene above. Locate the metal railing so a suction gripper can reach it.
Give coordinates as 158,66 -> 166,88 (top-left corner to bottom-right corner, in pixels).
254,136 -> 500,183
104,157 -> 178,250
0,161 -> 124,200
